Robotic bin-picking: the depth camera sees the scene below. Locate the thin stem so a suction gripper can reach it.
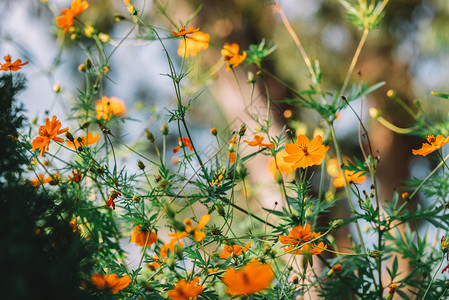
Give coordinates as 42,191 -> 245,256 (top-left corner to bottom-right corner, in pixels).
340,28 -> 369,97
328,121 -> 367,254
422,255 -> 445,299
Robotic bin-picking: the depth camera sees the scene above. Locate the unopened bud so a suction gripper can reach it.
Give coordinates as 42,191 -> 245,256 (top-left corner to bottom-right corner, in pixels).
292,276 -> 299,284
84,26 -> 95,38
137,160 -> 145,170
98,33 -> 110,43
387,89 -> 396,98
145,129 -> 155,143
369,250 -> 380,259
157,179 -> 169,189
330,219 -> 344,229
114,14 -> 125,22
210,127 -> 218,136
53,83 -> 62,93
132,194 -> 141,203
78,64 -> 86,72
247,71 -> 256,84
66,131 -> 74,142
402,192 -> 409,200
215,204 -> 225,216
174,243 -> 183,259
85,58 -> 92,69
238,123 -> 247,136
327,264 -> 342,277
160,123 -> 169,135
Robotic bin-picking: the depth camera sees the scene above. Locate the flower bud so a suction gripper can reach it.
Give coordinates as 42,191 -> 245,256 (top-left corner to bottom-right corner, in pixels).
369,250 -> 380,259
145,129 -> 155,143
238,123 -> 247,136
160,122 -> 169,135
247,71 -> 256,84
114,14 -> 125,22
157,179 -> 169,189
98,33 -> 110,43
386,284 -> 398,300
174,243 -> 184,259
402,192 -> 409,200
84,25 -> 95,38
210,127 -> 218,136
78,64 -> 86,72
215,204 -> 225,216
137,160 -> 145,170
132,194 -> 141,203
330,219 -> 344,229
65,131 -> 74,142
327,264 -> 342,277
387,89 -> 396,98
53,83 -> 62,93
85,58 -> 92,69
292,276 -> 299,284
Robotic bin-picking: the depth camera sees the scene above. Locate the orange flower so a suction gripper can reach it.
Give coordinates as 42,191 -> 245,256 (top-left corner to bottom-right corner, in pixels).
278,224 -> 327,255
227,151 -> 237,163
333,170 -> 366,188
95,96 -> 126,120
29,174 -> 52,187
244,135 -> 275,148
31,116 -> 69,157
91,273 -> 131,294
167,277 -> 203,300
66,132 -> 100,148
69,169 -> 82,183
412,134 -> 449,156
173,137 -> 194,153
148,238 -> 184,270
0,55 -> 28,72
221,259 -> 274,296
177,31 -> 210,58
107,191 -> 121,210
220,243 -> 251,259
267,151 -> 294,178
221,43 -> 247,71
169,214 -> 210,242
56,0 -> 89,33
130,225 -> 157,247
172,25 -> 200,37
284,134 -> 329,169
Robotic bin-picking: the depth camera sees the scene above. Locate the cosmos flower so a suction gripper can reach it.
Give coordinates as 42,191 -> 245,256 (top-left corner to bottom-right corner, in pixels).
31,116 -> 69,157
221,259 -> 274,296
412,134 -> 449,156
221,43 -> 247,71
177,31 -> 210,57
0,55 -> 28,71
283,134 -> 329,169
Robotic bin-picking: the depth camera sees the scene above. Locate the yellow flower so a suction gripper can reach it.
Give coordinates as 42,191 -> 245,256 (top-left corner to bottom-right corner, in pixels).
95,96 -> 126,120
221,259 -> 274,296
167,277 -> 203,300
221,43 -> 247,71
283,134 -> 329,169
177,31 -> 210,58
412,134 -> 449,156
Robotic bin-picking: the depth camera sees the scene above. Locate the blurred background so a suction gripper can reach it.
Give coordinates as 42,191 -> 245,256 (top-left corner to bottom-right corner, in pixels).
2,0 -> 449,277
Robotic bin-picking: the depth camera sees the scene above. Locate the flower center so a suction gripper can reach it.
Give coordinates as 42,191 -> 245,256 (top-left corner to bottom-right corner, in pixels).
300,145 -> 309,156
242,272 -> 250,285
426,134 -> 436,144
38,127 -> 50,137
